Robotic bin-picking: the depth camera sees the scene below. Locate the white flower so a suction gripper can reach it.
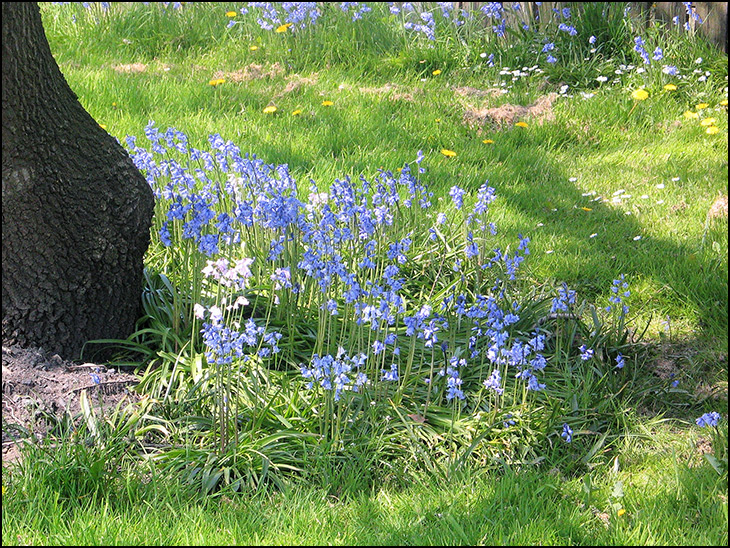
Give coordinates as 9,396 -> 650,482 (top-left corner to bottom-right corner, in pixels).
209,305 -> 223,323
193,303 -> 206,320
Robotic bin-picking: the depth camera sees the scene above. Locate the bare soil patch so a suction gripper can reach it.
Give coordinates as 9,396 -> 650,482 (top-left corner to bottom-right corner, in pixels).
463,92 -> 558,130
272,73 -> 320,99
2,345 -> 140,463
111,62 -> 148,73
708,193 -> 728,220
213,62 -> 285,83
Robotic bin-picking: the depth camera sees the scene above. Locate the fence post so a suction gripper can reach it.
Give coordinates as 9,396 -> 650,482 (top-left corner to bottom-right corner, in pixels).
693,2 -> 728,52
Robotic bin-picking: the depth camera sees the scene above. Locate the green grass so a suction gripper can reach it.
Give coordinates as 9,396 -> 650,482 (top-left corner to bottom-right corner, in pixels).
2,422 -> 727,545
2,3 -> 727,545
41,4 -> 727,356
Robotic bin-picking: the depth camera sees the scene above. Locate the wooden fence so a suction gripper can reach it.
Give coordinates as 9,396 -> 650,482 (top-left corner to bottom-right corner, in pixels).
448,2 -> 728,52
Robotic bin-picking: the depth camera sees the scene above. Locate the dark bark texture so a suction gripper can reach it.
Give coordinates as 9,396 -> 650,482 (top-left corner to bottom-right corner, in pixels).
2,2 -> 155,359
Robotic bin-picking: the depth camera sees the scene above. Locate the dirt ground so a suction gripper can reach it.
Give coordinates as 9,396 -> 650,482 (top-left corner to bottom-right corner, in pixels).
2,345 -> 140,463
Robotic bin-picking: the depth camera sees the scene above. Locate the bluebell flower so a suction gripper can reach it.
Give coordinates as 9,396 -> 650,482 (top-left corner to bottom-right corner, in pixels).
159,222 -> 172,247
615,353 -> 625,369
561,423 -> 573,442
696,412 -> 721,428
606,275 -> 630,316
465,233 -> 479,259
474,183 -> 496,215
483,369 -> 504,394
634,36 -> 651,64
197,233 -> 219,257
271,267 -> 292,289
551,283 -> 576,313
530,353 -> 547,371
381,363 -> 399,381
441,365 -> 465,401
449,185 -> 466,210
579,345 -> 594,361
558,22 -> 577,35
372,339 -> 385,355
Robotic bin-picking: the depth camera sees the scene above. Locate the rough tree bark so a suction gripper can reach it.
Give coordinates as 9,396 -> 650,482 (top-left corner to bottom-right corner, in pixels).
2,2 -> 155,359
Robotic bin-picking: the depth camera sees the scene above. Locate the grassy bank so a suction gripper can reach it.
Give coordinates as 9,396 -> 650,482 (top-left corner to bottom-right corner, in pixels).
2,2 -> 727,545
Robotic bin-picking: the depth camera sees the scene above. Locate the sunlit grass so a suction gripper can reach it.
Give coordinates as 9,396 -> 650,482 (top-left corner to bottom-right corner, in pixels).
2,422 -> 726,546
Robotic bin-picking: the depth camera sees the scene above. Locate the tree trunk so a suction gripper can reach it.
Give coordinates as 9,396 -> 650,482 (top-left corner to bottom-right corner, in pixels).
2,2 -> 155,360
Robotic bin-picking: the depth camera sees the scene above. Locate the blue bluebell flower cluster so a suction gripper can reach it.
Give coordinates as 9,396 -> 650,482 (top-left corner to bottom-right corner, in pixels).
300,350 -> 368,401
607,274 -> 630,318
125,121 -> 633,424
695,411 -> 721,428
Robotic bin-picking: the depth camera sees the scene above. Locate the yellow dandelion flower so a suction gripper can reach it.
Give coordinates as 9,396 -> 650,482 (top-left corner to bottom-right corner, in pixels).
581,207 -> 593,212
700,117 -> 717,126
209,78 -> 225,86
696,103 -> 709,109
432,69 -> 442,76
440,149 -> 457,157
1,485 -> 5,495
631,89 -> 649,101
720,99 -> 728,107
663,84 -> 677,91
250,45 -> 259,51
435,118 -> 441,123
683,110 -> 699,119
263,105 -> 277,114
321,100 -> 334,106
515,121 -> 529,128
706,125 -> 720,135
99,124 -> 107,129
226,11 -> 237,17
617,509 -> 626,517
292,109 -> 302,116
482,139 -> 494,144
275,23 -> 292,33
